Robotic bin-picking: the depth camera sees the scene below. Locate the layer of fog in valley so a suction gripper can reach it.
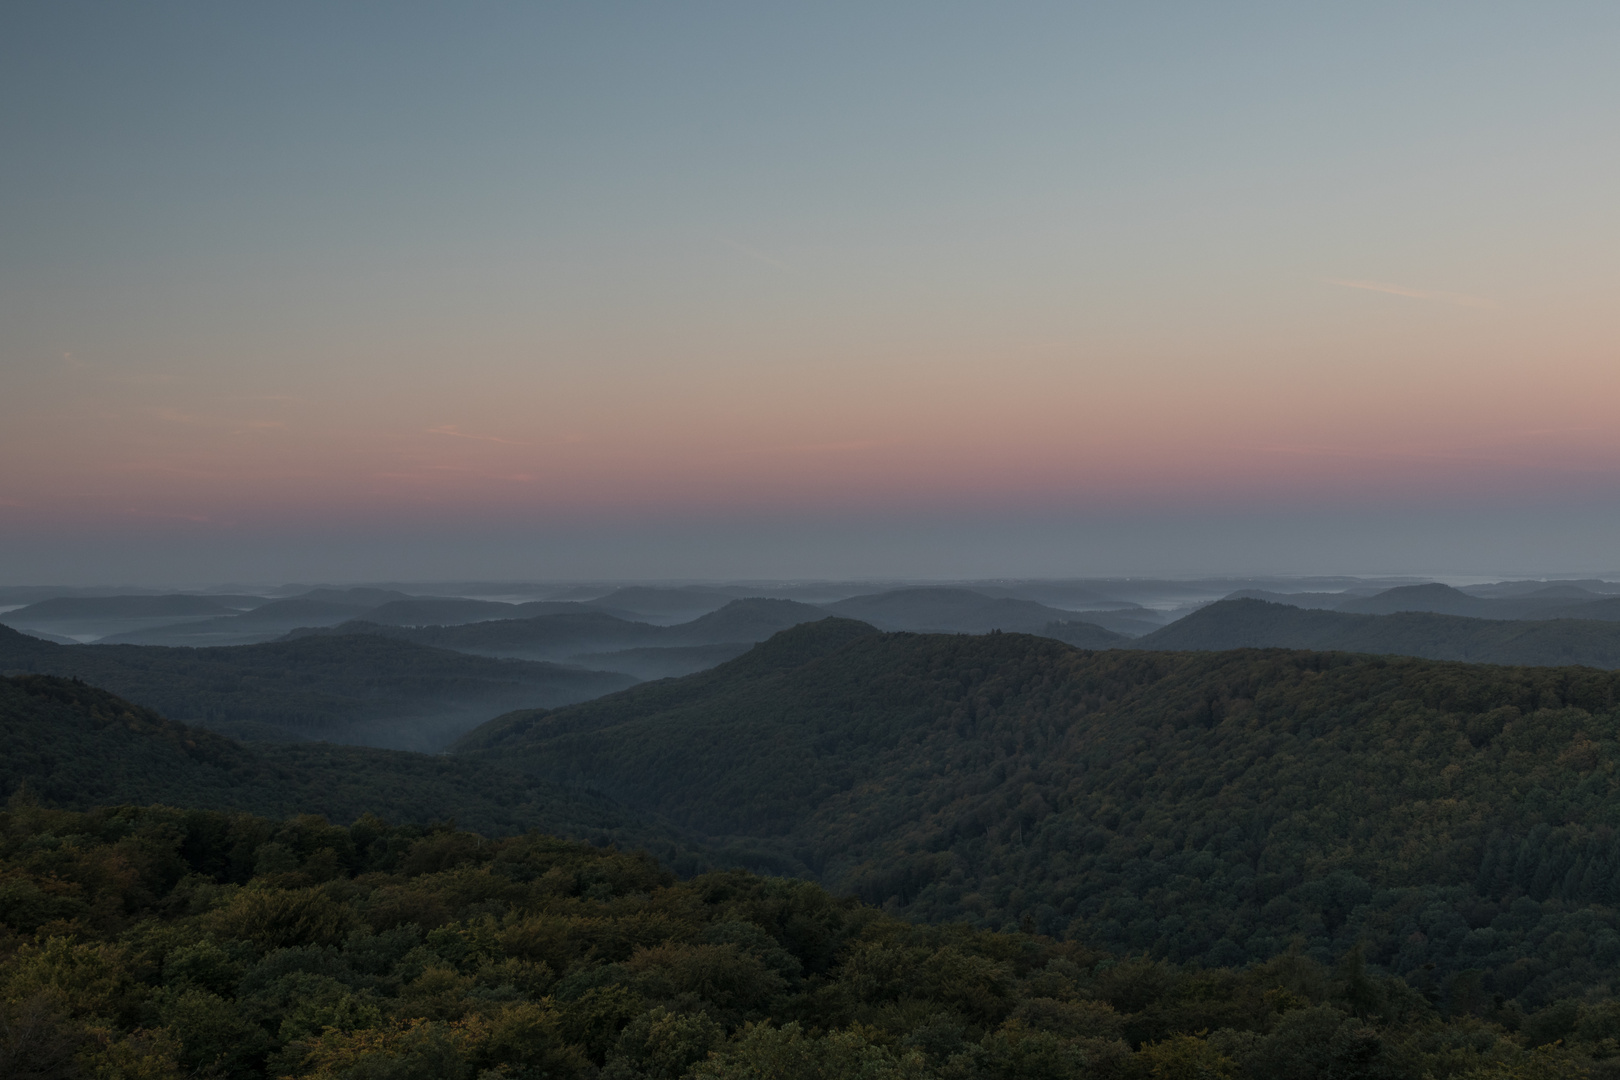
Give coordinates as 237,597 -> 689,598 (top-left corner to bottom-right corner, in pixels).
6,574 -> 1620,753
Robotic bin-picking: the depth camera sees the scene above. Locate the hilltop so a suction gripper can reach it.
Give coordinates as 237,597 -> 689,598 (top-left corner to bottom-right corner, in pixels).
459,620 -> 1620,1005
822,587 -> 1096,634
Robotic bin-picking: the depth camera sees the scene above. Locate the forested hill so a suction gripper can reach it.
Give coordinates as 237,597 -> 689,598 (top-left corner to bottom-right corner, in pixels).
1142,597 -> 1620,668
0,624 -> 632,750
0,673 -> 677,850
460,621 -> 1620,1004
14,800 -> 1602,1080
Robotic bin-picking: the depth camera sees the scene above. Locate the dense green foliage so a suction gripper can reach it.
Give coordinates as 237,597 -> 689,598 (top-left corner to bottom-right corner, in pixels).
0,675 -> 677,848
0,625 -> 633,749
462,622 -> 1620,1006
5,801 -> 1616,1080
1142,599 -> 1620,668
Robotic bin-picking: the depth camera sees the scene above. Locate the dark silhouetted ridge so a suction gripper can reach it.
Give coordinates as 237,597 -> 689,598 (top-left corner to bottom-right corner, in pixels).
0,625 -> 634,749
0,673 -> 663,841
1140,597 -> 1620,667
1337,582 -> 1488,616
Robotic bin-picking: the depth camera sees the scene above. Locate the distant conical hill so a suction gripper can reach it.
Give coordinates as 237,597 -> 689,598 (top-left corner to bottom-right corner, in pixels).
1336,582 -> 1489,616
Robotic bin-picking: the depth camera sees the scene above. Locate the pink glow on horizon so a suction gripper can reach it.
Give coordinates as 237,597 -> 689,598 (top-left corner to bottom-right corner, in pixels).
6,352 -> 1619,531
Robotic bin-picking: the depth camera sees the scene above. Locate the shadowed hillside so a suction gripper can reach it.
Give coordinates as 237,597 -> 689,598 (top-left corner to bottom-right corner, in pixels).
458,621 -> 1620,1003
0,625 -> 633,750
1336,583 -> 1494,617
0,674 -> 673,845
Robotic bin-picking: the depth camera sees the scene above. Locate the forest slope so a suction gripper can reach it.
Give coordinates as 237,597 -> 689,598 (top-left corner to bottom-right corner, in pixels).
460,621 -> 1620,1003
0,625 -> 632,750
0,674 -> 670,845
312,599 -> 834,671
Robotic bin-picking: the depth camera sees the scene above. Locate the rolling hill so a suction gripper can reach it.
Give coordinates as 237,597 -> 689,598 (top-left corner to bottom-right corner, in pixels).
822,587 -> 1112,634
0,624 -> 632,750
309,610 -> 670,661
457,620 -> 1620,1002
1038,619 -> 1136,649
0,673 -> 675,847
1335,582 -> 1495,617
1238,582 -> 1620,623
0,592 -> 272,643
1,593 -> 266,620
582,585 -> 739,623
308,598 -> 833,674
1141,597 -> 1620,667
97,588 -> 417,646
567,642 -> 754,680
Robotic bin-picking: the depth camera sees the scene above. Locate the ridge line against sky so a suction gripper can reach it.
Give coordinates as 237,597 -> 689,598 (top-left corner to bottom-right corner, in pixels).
3,2 -> 1618,581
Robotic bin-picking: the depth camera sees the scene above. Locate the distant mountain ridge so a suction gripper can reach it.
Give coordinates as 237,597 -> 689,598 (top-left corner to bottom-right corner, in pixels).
1229,581 -> 1620,622
4,594 -> 267,619
309,595 -> 1133,674
7,582 -> 1167,649
821,587 -> 1108,634
1140,597 -> 1620,668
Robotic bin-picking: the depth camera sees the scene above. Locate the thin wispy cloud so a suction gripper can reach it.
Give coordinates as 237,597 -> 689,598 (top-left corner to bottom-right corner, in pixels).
1326,278 -> 1493,308
427,425 -> 529,446
736,439 -> 893,457
155,408 -> 283,433
380,464 -> 534,482
719,237 -> 793,273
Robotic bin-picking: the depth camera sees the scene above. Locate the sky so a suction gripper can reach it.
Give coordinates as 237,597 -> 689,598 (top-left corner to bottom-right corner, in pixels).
3,2 -> 1618,583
